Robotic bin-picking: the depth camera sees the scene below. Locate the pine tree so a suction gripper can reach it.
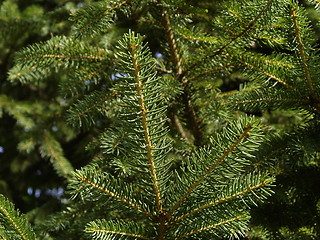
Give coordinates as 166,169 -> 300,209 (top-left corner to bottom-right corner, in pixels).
0,0 -> 319,239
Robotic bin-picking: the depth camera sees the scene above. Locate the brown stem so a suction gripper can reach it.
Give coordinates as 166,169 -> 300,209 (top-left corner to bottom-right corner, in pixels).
172,114 -> 193,144
157,213 -> 167,240
181,90 -> 203,146
157,1 -> 203,145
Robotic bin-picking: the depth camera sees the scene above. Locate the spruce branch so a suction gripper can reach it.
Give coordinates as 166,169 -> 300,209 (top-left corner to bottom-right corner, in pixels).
224,5 -> 286,46
252,34 -> 285,44
21,54 -> 104,61
40,131 -> 74,179
66,91 -> 120,129
175,26 -> 219,44
291,8 -> 314,95
112,31 -> 177,239
291,6 -> 320,111
72,170 -> 153,217
4,0 -> 319,238
188,64 -> 238,82
168,124 -> 253,216
254,145 -> 286,168
172,177 -> 273,225
236,58 -> 297,91
224,86 -> 312,112
157,0 -> 203,145
230,96 -> 310,106
59,62 -> 113,97
70,0 -> 132,37
184,0 -> 275,74
14,36 -> 107,67
0,195 -> 36,240
174,215 -> 247,240
128,39 -> 164,213
86,220 -> 150,240
0,95 -> 37,129
223,0 -> 274,46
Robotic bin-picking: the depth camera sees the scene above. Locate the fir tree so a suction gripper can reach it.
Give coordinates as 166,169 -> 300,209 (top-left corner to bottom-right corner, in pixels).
0,0 -> 320,239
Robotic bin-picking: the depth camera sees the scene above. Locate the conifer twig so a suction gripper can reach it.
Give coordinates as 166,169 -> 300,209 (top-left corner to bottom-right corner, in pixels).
87,228 -> 150,240
174,215 -> 246,239
21,54 -> 104,61
172,180 -> 270,224
42,131 -> 74,179
76,175 -> 153,217
168,126 -> 252,216
65,62 -> 112,93
157,0 -> 203,145
188,64 -> 238,82
228,97 -> 310,105
291,7 -> 320,111
0,195 -> 35,240
184,0 -> 274,75
172,114 -> 193,144
236,58 -> 297,91
74,92 -> 120,120
77,0 -> 131,35
254,145 -> 286,168
129,42 -> 163,213
128,39 -> 169,239
0,206 -> 29,240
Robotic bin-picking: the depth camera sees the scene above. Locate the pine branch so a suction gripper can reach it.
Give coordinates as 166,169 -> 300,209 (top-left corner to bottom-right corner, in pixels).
168,122 -> 253,216
13,36 -> 107,70
70,167 -> 153,217
70,0 -> 132,37
0,194 -> 36,240
66,91 -> 119,129
59,63 -> 111,97
172,176 -> 273,224
184,0 -> 275,74
40,131 -> 74,179
128,39 -> 163,213
86,220 -> 150,240
175,215 -> 247,240
291,6 -> 320,111
157,1 -> 203,145
236,57 -> 297,91
225,87 -> 311,112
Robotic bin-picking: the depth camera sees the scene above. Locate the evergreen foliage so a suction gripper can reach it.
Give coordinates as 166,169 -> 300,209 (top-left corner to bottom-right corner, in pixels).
0,194 -> 36,240
0,0 -> 320,239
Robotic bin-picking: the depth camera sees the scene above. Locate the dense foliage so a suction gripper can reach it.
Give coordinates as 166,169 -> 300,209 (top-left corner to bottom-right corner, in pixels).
0,0 -> 319,239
